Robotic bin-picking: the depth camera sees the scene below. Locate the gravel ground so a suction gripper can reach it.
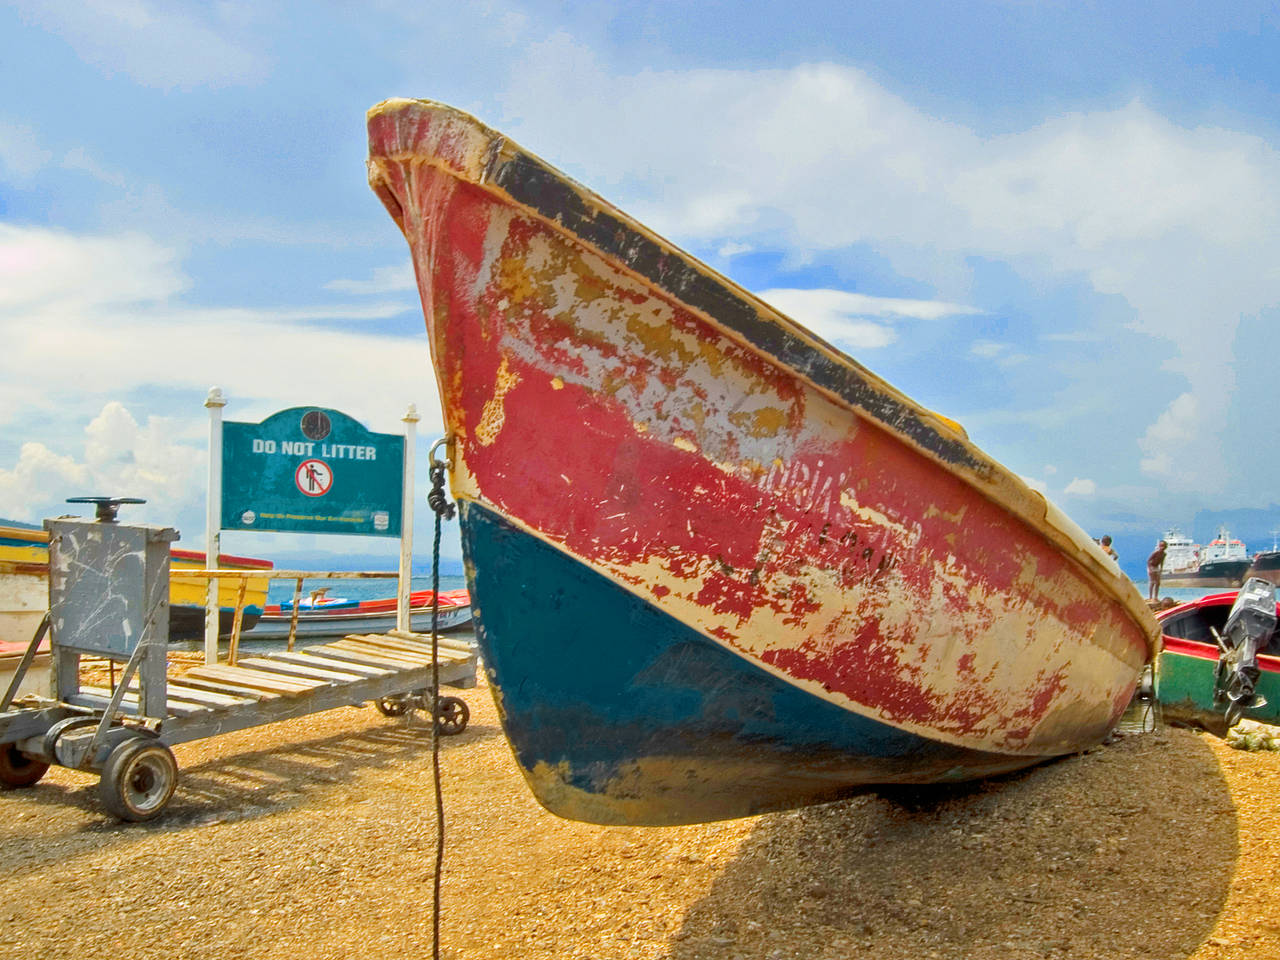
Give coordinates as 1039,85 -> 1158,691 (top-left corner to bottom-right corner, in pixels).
0,670 -> 1277,960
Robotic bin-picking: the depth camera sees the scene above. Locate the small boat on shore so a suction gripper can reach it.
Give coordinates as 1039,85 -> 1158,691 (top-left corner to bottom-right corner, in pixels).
1154,582 -> 1280,734
248,587 -> 473,640
368,98 -> 1158,825
0,520 -> 272,643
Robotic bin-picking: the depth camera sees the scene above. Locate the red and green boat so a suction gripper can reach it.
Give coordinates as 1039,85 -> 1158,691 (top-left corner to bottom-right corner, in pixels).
368,99 -> 1158,826
1155,583 -> 1280,734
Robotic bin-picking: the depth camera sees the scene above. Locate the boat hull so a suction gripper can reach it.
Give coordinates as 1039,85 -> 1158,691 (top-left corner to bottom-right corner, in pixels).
0,567 -> 46,647
369,99 -> 1156,825
1247,552 -> 1280,587
1162,561 -> 1252,589
168,604 -> 262,642
1157,636 -> 1280,733
1154,591 -> 1280,732
250,601 -> 473,640
465,502 -> 1051,824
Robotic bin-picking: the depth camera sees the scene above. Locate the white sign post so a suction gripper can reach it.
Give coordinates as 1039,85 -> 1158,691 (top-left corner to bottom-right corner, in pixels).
204,386 -> 227,665
397,404 -> 420,632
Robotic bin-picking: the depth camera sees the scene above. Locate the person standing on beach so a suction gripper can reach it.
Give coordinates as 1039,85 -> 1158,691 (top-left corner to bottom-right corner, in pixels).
1147,540 -> 1167,601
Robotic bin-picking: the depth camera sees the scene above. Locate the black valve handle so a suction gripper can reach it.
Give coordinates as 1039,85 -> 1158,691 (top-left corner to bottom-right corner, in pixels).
66,496 -> 147,523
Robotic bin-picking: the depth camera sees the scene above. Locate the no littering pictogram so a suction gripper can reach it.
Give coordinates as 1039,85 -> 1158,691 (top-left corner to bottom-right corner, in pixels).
296,458 -> 333,497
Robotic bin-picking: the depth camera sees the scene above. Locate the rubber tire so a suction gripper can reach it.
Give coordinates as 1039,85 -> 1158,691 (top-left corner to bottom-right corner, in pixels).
436,696 -> 469,736
375,698 -> 409,717
0,743 -> 49,788
98,737 -> 178,822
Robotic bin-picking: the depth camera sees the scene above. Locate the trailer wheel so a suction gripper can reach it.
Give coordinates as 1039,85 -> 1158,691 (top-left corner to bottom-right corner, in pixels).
435,696 -> 469,736
375,698 -> 409,717
0,743 -> 49,788
99,737 -> 177,822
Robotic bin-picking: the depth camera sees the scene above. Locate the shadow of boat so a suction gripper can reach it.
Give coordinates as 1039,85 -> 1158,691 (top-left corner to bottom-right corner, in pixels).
670,728 -> 1234,959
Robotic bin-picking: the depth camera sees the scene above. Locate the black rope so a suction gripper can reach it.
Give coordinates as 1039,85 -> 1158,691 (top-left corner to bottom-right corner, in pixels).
427,459 -> 455,522
427,453 -> 454,960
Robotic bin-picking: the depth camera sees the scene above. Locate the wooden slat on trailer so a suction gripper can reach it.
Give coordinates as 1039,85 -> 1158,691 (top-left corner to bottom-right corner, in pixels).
317,641 -> 432,669
270,650 -> 395,677
174,675 -> 283,701
183,665 -> 325,696
116,677 -> 256,710
236,657 -> 371,684
344,633 -> 472,661
334,645 -> 433,667
73,688 -> 206,718
387,629 -> 475,654
161,683 -> 256,709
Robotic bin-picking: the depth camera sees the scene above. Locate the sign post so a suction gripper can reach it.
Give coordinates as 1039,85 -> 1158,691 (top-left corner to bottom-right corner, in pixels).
398,404 -> 420,632
204,387 -> 227,665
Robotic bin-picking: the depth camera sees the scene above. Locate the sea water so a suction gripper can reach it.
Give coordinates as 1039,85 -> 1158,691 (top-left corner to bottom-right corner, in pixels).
1134,582 -> 1237,605
264,574 -> 469,605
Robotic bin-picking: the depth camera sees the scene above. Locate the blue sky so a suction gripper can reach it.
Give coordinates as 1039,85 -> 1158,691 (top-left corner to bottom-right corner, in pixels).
3,1 -> 1280,571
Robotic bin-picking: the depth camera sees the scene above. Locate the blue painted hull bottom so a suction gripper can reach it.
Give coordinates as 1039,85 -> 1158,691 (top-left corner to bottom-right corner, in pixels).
461,502 -> 1051,826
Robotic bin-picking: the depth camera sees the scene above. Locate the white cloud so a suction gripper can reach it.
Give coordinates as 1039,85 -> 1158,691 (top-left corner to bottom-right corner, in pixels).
766,289 -> 980,321
757,288 -> 978,352
1138,391 -> 1202,482
969,339 -> 1029,366
9,0 -> 269,89
0,224 -> 187,312
61,147 -> 130,188
497,42 -> 1280,492
0,120 -> 51,179
1063,477 -> 1097,496
0,223 -> 442,441
0,441 -> 89,517
326,262 -> 417,295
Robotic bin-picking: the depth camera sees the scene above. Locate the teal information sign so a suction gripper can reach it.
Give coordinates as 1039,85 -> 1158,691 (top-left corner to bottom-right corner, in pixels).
221,407 -> 404,537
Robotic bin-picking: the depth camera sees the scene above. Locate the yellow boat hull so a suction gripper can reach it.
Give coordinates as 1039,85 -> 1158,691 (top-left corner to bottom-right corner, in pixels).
1,524 -> 271,642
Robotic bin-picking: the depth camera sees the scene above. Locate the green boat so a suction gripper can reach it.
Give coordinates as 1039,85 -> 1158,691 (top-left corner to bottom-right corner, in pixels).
1155,579 -> 1280,735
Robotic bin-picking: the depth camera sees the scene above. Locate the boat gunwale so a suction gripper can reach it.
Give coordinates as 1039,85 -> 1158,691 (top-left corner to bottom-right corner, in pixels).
1161,634 -> 1280,671
367,97 -> 1158,655
4,525 -> 272,572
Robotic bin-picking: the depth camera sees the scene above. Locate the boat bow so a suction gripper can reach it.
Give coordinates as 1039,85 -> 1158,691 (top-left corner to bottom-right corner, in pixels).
368,98 -> 1158,824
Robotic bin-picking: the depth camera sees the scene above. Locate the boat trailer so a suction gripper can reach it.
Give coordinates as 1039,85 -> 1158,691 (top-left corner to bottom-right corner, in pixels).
0,499 -> 477,820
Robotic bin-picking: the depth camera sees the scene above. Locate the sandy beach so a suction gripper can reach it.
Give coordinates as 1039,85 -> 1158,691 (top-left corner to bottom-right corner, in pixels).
1,671 -> 1277,960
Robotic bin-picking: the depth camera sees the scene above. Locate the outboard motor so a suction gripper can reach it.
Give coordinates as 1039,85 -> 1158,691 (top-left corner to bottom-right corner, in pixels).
1213,577 -> 1277,726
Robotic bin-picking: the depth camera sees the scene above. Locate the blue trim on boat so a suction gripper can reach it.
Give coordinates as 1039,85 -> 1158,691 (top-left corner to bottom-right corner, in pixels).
460,501 -> 1041,825
277,597 -> 359,612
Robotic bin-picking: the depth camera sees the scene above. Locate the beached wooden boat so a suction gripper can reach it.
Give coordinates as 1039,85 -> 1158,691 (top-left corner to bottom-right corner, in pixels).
0,522 -> 272,643
1155,587 -> 1280,734
367,98 -> 1159,825
249,587 -> 473,640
